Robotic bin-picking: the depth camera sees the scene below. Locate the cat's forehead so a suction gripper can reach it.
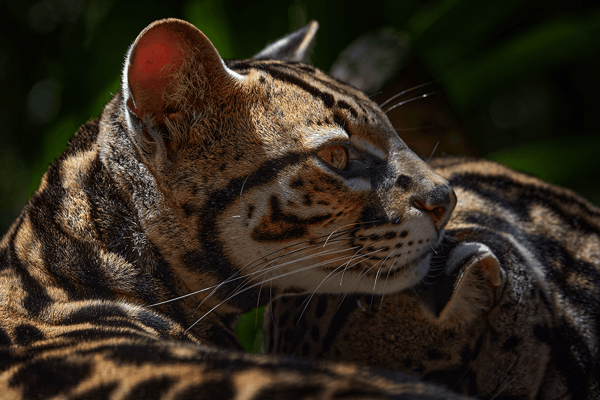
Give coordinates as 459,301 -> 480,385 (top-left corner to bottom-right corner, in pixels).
228,59 -> 398,152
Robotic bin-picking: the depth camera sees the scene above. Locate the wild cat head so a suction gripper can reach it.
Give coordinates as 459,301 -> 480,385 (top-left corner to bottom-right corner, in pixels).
112,18 -> 456,298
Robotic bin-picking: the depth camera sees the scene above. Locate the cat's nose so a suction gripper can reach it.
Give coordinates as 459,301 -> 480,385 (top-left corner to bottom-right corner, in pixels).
412,184 -> 456,230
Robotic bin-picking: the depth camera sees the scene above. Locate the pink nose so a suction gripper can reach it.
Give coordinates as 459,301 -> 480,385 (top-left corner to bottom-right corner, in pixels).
412,185 -> 456,229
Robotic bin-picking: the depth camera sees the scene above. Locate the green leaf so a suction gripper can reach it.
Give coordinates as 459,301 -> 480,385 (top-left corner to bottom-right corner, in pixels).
235,306 -> 265,354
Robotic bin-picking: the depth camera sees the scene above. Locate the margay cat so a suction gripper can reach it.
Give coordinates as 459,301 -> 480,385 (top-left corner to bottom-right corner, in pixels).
266,157 -> 600,399
0,19 -> 467,399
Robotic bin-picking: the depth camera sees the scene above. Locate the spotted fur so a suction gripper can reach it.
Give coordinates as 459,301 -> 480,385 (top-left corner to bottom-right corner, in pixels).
0,19 -> 466,399
266,157 -> 600,400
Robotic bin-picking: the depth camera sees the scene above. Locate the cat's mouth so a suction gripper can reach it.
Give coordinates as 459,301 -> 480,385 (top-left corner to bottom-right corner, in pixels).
308,232 -> 447,294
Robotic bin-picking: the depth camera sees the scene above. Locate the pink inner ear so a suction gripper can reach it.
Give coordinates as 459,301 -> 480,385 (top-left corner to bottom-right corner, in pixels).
128,27 -> 188,120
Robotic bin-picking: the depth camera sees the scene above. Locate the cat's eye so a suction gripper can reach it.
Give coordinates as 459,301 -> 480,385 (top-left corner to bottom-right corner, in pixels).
317,145 -> 348,170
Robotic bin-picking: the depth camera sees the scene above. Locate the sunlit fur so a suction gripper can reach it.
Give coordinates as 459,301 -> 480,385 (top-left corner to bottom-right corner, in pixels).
0,19 -> 464,399
266,157 -> 600,400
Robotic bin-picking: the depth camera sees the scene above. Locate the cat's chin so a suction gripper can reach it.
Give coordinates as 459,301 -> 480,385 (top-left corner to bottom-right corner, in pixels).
272,250 -> 434,295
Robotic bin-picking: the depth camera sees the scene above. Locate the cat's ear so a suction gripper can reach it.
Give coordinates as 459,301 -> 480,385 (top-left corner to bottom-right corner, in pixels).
253,21 -> 318,63
123,18 -> 242,127
429,243 -> 504,326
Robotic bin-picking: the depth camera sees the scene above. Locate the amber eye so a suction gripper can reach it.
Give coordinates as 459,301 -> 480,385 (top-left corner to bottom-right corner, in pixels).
317,145 -> 348,170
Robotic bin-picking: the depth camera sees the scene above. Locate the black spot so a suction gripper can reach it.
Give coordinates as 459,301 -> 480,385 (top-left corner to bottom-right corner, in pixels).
77,382 -> 119,399
251,196 -> 331,242
14,324 -> 44,345
315,295 -> 328,318
533,324 -> 551,343
336,100 -> 358,118
502,335 -> 521,351
0,328 -> 11,346
369,234 -> 380,241
278,312 -> 290,328
302,194 -> 313,206
256,384 -> 321,400
182,203 -> 196,217
302,342 -> 310,356
177,379 -> 236,400
418,239 -> 423,244
290,178 -> 304,189
390,217 -> 403,225
460,344 -> 473,364
124,377 -> 176,400
279,296 -> 290,305
333,115 -> 348,132
408,241 -> 414,246
427,349 -> 443,360
311,325 -> 321,342
399,231 -> 409,238
383,232 -> 397,240
395,243 -> 403,248
247,205 -> 255,220
395,175 -> 413,190
9,358 -> 92,398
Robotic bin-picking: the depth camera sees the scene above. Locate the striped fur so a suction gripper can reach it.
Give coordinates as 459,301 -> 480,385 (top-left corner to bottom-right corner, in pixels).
266,157 -> 600,400
0,19 -> 465,399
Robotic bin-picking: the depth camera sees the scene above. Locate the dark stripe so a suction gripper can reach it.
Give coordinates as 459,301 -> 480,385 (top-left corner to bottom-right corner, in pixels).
124,377 -> 176,400
319,295 -> 361,355
451,172 -> 600,234
189,152 -> 306,309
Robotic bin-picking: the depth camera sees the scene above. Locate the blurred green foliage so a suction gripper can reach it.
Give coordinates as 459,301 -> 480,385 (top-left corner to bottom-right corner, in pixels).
1,0 -> 599,350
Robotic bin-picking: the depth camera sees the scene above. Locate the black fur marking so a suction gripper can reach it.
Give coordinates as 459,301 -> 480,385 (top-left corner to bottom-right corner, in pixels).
319,295 -> 360,356
77,382 -> 119,399
395,175 -> 412,190
336,100 -> 358,118
178,379 -> 236,400
277,311 -> 290,328
13,324 -> 44,345
125,377 -> 176,400
252,195 -> 332,242
0,328 -> 11,346
206,323 -> 243,349
290,178 -> 304,189
9,357 -> 92,398
315,295 -> 328,318
501,335 -> 521,351
451,172 -> 600,235
427,349 -> 443,360
258,64 -> 335,108
190,152 -> 306,309
183,203 -> 197,216
256,383 -> 321,400
303,194 -> 313,206
311,325 -> 321,342
302,342 -> 310,356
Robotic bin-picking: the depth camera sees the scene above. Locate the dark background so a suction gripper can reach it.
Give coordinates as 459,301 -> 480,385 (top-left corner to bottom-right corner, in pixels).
2,0 -> 600,234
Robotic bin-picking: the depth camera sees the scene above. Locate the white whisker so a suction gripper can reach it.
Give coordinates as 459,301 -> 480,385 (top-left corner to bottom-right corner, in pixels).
379,81 -> 435,109
384,92 -> 435,114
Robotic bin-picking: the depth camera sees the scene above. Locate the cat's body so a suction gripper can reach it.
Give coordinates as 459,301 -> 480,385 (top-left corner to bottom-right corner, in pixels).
0,19 -> 465,399
266,157 -> 600,400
